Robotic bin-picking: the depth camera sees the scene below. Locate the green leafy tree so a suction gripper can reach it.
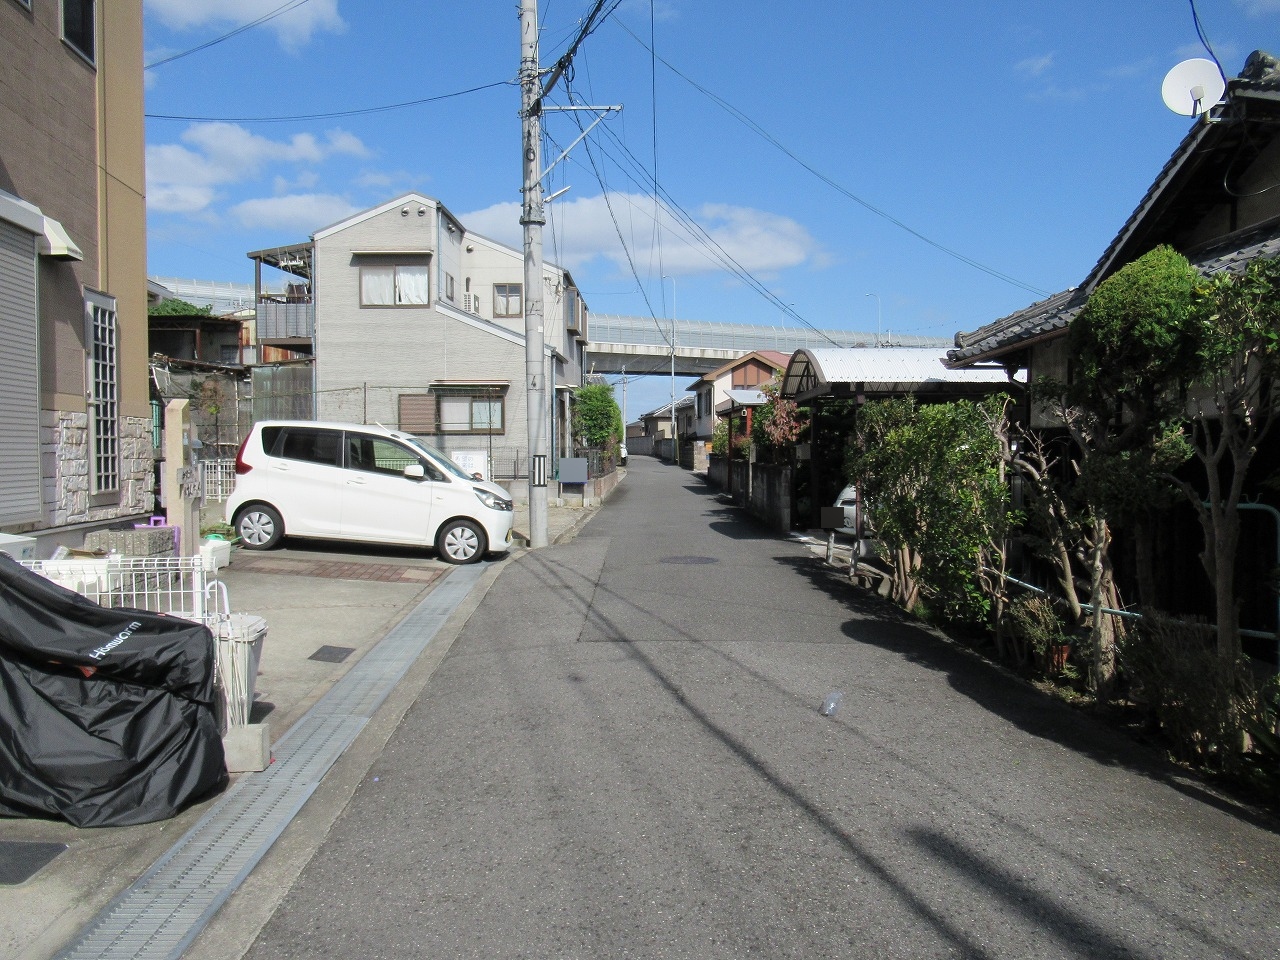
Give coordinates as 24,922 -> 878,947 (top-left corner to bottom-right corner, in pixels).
572,383 -> 623,453
149,297 -> 212,316
1037,245 -> 1199,694
846,396 -> 1014,626
712,418 -> 749,457
1171,256 -> 1280,663
751,376 -> 807,457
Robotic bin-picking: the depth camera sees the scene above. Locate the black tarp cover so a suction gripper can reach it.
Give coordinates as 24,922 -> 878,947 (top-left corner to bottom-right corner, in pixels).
0,554 -> 227,827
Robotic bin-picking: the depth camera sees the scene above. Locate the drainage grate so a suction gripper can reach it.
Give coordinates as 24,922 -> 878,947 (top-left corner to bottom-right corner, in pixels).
308,644 -> 356,663
54,562 -> 487,960
0,841 -> 67,885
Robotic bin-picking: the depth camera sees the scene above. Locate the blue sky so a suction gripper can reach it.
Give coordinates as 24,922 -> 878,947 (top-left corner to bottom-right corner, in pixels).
142,1 -> 1280,418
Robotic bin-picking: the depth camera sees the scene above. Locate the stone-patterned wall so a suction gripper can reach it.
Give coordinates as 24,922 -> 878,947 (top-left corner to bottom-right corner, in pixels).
42,410 -> 154,527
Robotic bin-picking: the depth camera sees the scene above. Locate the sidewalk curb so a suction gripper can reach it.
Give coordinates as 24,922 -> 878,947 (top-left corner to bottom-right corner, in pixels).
181,559 -> 509,960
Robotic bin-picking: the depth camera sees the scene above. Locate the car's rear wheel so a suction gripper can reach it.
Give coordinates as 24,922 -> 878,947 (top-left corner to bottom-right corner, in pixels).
436,519 -> 487,564
234,505 -> 284,550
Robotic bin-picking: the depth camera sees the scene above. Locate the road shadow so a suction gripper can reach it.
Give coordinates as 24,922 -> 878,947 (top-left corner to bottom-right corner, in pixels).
774,550 -> 1280,834
512,547 -> 1253,960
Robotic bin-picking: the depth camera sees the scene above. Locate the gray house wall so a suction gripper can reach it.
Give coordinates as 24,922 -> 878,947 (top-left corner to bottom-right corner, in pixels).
310,193 -> 589,490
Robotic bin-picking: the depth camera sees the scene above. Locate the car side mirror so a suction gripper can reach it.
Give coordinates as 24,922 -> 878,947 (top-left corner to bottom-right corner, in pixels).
404,463 -> 426,479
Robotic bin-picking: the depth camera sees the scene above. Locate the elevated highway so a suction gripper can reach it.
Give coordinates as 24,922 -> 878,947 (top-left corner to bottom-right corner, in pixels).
583,314 -> 945,376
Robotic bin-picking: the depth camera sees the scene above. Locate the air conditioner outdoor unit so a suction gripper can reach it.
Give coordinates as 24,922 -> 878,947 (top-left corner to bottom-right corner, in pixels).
463,293 -> 480,314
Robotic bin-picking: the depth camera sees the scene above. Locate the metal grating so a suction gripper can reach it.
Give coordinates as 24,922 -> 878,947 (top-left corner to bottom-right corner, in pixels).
55,562 -> 487,960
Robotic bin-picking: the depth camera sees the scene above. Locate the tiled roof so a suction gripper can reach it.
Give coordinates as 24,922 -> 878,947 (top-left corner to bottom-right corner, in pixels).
945,217 -> 1280,368
1185,217 -> 1280,275
946,288 -> 1087,367
946,49 -> 1279,370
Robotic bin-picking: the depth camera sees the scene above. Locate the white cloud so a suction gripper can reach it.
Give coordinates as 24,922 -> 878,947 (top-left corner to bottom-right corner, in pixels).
147,183 -> 218,215
147,123 -> 369,216
1014,53 -> 1054,77
273,170 -> 320,193
1236,0 -> 1280,15
462,193 -> 822,278
145,0 -> 345,51
229,193 -> 360,232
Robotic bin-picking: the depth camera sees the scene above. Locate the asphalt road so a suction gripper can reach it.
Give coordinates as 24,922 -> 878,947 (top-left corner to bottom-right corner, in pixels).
241,456 -> 1280,960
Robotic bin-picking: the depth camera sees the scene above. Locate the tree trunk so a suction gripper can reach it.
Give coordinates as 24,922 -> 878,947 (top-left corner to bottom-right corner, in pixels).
1211,485 -> 1244,665
1198,437 -> 1248,665
1087,514 -> 1117,697
1134,515 -> 1158,611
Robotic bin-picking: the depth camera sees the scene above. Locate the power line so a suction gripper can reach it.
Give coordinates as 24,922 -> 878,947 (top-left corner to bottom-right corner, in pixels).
614,21 -> 1050,299
557,97 -> 840,345
1187,0 -> 1227,84
146,0 -> 317,70
145,80 -> 515,123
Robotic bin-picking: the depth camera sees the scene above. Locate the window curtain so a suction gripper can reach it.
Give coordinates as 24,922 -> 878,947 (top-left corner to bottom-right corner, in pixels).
362,266 -> 394,305
397,265 -> 430,304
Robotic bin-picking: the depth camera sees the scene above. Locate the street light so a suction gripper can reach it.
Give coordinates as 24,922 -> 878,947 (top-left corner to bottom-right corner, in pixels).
865,292 -> 881,347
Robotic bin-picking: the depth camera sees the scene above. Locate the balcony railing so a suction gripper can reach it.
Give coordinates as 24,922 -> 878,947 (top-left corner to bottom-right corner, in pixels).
256,298 -> 314,340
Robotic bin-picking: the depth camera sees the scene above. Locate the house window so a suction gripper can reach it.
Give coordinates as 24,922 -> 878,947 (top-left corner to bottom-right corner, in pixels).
360,263 -> 430,305
445,273 -> 456,302
493,283 -> 522,318
63,0 -> 95,63
438,392 -> 505,434
85,289 -> 118,496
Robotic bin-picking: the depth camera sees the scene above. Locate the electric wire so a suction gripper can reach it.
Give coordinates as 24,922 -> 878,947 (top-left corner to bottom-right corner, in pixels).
556,95 -> 841,345
146,0 -> 318,70
1187,0 -> 1227,84
563,122 -> 669,342
649,0 -> 668,318
613,21 -> 1050,299
146,80 -> 515,123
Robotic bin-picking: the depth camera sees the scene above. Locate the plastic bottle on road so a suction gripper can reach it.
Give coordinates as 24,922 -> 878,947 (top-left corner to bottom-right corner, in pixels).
820,691 -> 844,716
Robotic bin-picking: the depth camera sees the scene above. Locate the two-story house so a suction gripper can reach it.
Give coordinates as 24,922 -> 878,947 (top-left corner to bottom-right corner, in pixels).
687,350 -> 791,440
0,0 -> 151,554
248,192 -> 589,490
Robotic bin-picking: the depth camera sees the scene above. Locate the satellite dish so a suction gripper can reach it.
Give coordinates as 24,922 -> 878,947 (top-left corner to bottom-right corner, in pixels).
1161,58 -> 1226,117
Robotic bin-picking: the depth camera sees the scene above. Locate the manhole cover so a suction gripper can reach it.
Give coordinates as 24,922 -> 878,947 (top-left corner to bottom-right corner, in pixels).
660,556 -> 719,565
0,841 -> 67,885
309,644 -> 356,663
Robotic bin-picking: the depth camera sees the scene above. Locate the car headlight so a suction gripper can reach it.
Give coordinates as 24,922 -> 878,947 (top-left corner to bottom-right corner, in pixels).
473,488 -> 513,511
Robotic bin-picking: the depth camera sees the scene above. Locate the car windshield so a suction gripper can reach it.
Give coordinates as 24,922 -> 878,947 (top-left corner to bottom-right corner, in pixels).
402,436 -> 473,480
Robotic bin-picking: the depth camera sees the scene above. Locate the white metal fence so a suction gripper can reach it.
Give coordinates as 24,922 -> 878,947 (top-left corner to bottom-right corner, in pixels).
21,556 -> 265,728
200,458 -> 237,503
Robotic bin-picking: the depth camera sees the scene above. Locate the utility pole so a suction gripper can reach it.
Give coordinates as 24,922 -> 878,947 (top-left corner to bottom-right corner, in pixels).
519,0 -> 618,545
519,0 -> 548,547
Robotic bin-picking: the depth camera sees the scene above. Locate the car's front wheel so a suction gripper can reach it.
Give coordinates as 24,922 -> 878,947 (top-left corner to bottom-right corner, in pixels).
436,519 -> 487,564
234,505 -> 284,550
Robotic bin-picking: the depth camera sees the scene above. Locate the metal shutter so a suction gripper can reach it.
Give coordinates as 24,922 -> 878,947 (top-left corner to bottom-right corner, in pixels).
0,220 -> 42,524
